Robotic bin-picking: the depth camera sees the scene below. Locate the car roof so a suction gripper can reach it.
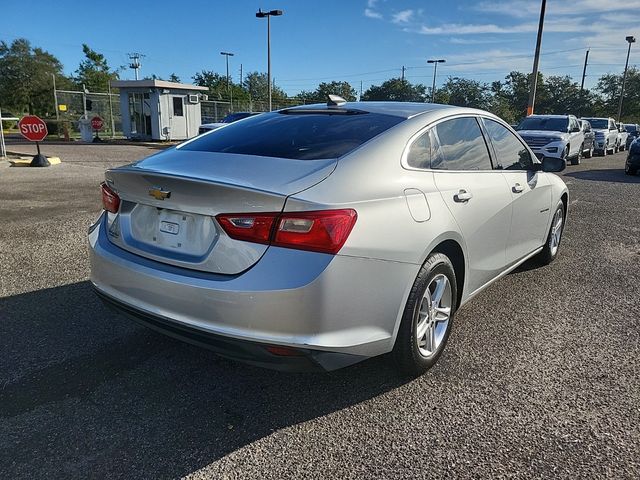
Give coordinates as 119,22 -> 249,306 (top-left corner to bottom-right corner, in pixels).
282,101 -> 458,119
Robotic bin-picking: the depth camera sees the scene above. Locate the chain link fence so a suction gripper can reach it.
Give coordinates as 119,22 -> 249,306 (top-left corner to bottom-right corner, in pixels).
201,98 -> 304,123
50,90 -> 122,138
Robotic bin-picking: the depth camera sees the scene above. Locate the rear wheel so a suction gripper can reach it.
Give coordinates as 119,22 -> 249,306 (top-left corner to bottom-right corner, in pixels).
393,253 -> 457,376
626,164 -> 638,175
535,202 -> 565,266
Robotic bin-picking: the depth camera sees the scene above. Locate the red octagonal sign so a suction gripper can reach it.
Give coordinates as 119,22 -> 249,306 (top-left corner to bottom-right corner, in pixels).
91,116 -> 104,131
18,115 -> 48,142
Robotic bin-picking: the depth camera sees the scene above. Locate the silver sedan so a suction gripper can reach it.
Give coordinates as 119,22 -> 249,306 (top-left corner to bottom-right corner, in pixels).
89,101 -> 568,375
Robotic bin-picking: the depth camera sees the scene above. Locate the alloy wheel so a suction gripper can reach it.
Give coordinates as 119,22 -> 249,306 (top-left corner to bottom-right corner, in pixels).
550,207 -> 564,256
415,274 -> 452,358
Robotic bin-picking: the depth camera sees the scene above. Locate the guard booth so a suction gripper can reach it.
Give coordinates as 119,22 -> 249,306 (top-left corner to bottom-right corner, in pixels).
111,80 -> 208,141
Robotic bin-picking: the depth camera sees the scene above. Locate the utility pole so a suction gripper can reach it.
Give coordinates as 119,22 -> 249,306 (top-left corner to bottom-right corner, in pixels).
618,35 -> 636,122
240,63 -> 243,85
578,49 -> 590,117
427,59 -> 446,103
128,53 -> 144,80
401,66 -> 406,81
360,80 -> 363,101
526,0 -> 547,116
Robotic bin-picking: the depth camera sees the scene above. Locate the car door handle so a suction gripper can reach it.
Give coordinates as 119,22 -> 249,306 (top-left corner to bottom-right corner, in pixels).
512,183 -> 525,193
453,190 -> 473,203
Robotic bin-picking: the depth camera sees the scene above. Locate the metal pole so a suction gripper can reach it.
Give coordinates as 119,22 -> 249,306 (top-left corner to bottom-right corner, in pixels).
401,66 -> 405,81
108,81 -> 115,138
580,49 -> 589,92
578,49 -> 589,117
431,63 -> 438,103
267,14 -> 272,111
82,84 -> 88,117
225,54 -> 230,90
526,0 -> 547,116
52,73 -> 60,137
240,63 -> 243,85
618,38 -> 635,122
0,107 -> 6,159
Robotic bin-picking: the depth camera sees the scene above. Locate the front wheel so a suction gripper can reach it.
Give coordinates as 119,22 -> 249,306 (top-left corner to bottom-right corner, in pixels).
626,164 -> 638,175
535,202 -> 565,266
393,253 -> 457,376
571,145 -> 583,165
584,144 -> 593,158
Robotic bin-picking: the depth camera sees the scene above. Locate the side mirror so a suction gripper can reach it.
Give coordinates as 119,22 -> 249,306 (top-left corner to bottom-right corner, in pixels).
538,156 -> 566,173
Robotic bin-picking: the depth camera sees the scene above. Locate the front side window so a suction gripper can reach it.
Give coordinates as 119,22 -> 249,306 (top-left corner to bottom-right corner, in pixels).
484,119 -> 533,170
432,117 -> 492,171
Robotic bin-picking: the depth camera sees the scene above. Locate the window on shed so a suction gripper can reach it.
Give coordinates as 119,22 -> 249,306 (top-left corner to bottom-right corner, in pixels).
173,97 -> 184,117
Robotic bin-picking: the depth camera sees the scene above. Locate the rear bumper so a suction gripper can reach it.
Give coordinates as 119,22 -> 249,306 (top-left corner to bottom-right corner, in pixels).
89,213 -> 418,371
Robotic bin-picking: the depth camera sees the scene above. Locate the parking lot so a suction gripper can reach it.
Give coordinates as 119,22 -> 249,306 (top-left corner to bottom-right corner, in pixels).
1,143 -> 639,479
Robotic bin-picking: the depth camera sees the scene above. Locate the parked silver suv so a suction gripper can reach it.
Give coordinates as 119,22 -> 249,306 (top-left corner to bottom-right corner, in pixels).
581,117 -> 619,155
516,114 -> 585,165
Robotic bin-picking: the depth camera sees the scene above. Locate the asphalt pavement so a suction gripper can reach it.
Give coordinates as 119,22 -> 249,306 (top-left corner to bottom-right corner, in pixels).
1,144 -> 639,479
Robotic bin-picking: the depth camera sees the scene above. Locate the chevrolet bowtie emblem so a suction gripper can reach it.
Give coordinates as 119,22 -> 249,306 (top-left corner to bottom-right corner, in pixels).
148,187 -> 171,200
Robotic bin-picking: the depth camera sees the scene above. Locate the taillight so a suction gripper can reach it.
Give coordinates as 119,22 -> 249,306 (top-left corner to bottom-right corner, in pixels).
216,209 -> 357,255
215,213 -> 277,245
100,182 -> 120,213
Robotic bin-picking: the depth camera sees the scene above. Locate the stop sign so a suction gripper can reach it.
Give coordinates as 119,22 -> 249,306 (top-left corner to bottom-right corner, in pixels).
91,116 -> 104,131
18,115 -> 48,142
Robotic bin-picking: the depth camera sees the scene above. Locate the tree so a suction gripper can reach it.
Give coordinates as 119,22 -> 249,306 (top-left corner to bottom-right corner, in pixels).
75,44 -> 119,92
596,67 -> 640,121
438,77 -> 490,110
242,71 -> 287,103
297,81 -> 357,103
168,73 -> 181,83
193,70 -> 249,102
361,78 -> 427,102
0,38 -> 71,115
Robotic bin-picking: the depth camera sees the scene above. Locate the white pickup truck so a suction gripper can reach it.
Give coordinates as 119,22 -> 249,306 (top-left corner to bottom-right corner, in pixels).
581,117 -> 620,155
515,114 -> 585,165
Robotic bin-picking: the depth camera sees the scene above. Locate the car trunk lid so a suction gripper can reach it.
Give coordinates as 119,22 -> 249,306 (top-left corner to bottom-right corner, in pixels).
104,149 -> 337,274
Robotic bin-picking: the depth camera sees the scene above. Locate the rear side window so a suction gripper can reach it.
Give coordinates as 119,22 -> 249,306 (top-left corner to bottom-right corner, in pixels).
407,130 -> 434,169
432,117 -> 492,171
484,119 -> 533,170
181,111 -> 405,160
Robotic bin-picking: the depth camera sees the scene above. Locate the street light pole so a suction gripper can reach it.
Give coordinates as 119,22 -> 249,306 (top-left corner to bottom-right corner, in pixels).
220,51 -> 234,91
256,9 -> 283,111
617,35 -> 636,122
527,0 -> 547,116
427,59 -> 445,103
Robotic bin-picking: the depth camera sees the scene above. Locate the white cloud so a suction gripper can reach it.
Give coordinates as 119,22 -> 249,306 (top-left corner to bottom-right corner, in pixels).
392,9 -> 414,24
364,8 -> 383,19
475,0 -> 640,17
415,18 -> 589,35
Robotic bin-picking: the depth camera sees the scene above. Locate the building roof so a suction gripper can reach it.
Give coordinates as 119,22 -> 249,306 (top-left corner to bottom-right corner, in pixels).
110,80 -> 208,91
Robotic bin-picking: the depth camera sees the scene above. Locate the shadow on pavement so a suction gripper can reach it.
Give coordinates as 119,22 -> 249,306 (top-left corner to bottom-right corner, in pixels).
0,281 -> 407,479
564,168 -> 640,184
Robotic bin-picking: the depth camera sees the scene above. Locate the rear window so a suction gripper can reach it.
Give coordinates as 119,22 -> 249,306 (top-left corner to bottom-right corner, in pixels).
180,110 -> 404,160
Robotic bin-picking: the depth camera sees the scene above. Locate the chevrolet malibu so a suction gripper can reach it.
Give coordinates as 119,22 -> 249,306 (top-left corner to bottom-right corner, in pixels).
90,101 -> 568,375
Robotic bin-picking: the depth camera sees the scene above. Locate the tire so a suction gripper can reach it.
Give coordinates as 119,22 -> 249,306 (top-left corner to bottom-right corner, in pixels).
561,145 -> 569,163
584,144 -> 593,158
614,141 -> 619,154
602,143 -> 608,156
535,202 -> 565,266
571,145 -> 583,165
393,253 -> 457,376
626,164 -> 638,175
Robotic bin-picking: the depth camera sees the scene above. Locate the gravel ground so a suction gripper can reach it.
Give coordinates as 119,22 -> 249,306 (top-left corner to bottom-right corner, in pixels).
0,143 -> 639,479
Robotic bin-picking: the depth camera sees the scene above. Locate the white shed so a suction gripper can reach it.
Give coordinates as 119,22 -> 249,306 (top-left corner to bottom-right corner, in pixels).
111,80 -> 208,141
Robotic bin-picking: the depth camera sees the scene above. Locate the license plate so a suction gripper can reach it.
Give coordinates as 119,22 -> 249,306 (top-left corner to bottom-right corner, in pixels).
159,221 -> 180,235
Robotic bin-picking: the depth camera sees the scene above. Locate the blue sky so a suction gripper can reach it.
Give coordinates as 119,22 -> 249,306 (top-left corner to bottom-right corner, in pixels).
2,0 -> 640,95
